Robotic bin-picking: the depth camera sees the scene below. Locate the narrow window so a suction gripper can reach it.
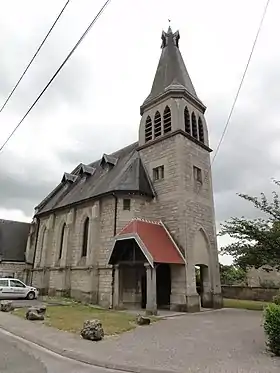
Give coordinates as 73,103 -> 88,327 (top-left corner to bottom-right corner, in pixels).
184,106 -> 191,134
145,116 -> 152,142
39,228 -> 46,266
193,166 -> 202,184
191,112 -> 198,139
59,223 -> 66,259
198,117 -> 204,143
163,106 -> 171,134
82,217 -> 89,257
153,165 -> 164,181
154,111 -> 162,138
123,199 -> 131,211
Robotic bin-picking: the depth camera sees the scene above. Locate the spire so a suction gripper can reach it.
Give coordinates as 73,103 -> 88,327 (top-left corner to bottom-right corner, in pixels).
142,27 -> 200,107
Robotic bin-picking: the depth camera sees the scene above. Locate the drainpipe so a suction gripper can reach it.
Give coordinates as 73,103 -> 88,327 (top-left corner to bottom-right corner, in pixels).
110,193 -> 118,308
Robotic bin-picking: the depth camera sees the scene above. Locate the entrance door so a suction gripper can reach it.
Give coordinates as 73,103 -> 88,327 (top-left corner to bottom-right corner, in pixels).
156,264 -> 171,309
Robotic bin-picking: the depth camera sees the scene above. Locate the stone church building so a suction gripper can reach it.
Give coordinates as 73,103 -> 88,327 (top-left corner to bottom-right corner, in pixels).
26,27 -> 222,314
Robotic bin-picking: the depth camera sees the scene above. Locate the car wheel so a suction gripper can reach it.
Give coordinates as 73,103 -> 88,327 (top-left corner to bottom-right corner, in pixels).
26,291 -> 35,300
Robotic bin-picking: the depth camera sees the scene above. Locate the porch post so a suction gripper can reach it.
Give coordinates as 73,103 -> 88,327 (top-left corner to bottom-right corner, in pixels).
145,263 -> 157,316
113,264 -> 120,309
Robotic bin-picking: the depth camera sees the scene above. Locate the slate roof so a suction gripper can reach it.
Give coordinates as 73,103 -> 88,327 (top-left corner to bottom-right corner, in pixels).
0,219 -> 30,262
143,27 -> 202,106
36,142 -> 154,215
109,218 -> 185,267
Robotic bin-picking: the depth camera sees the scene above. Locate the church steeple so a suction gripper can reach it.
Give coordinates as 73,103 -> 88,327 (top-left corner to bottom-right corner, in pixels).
139,28 -> 209,150
141,27 -> 205,114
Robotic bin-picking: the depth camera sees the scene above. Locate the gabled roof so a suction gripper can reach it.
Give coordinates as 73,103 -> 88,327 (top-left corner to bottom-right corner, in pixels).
36,143 -> 154,215
142,27 -> 203,107
61,172 -> 78,183
78,164 -> 96,176
109,218 -> 185,267
0,219 -> 30,262
100,154 -> 118,167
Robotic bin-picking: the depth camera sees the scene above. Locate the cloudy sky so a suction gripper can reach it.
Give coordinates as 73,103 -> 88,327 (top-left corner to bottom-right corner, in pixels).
0,0 -> 279,264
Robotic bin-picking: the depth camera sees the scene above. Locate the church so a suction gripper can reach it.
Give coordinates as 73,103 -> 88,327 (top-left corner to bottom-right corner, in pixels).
26,27 -> 222,314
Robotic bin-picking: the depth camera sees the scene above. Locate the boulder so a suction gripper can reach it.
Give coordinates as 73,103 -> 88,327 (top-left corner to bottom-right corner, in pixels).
36,305 -> 47,315
0,300 -> 14,312
26,307 -> 45,321
81,319 -> 104,341
136,315 -> 151,326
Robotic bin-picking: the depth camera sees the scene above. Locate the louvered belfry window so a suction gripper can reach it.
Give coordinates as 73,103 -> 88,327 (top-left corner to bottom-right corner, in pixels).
145,116 -> 152,142
154,111 -> 162,138
163,106 -> 171,134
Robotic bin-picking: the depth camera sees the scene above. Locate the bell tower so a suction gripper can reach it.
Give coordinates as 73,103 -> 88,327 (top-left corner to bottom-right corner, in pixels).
138,27 -> 222,312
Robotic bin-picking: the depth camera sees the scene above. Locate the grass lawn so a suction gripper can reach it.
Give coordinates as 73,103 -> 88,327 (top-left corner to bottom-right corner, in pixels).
223,298 -> 270,311
13,304 -> 141,336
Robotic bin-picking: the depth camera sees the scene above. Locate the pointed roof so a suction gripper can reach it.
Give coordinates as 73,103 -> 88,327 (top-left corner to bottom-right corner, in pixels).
108,218 -> 185,267
142,27 -> 202,108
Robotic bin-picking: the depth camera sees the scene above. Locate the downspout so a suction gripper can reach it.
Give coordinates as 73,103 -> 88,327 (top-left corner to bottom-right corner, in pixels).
110,193 -> 118,308
31,217 -> 40,285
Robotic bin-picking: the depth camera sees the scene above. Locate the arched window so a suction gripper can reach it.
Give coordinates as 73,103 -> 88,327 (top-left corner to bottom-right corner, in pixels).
39,228 -> 46,266
145,116 -> 152,142
198,117 -> 204,143
82,217 -> 89,257
163,106 -> 171,134
184,106 -> 190,134
154,111 -> 162,138
59,223 -> 66,259
191,112 -> 198,139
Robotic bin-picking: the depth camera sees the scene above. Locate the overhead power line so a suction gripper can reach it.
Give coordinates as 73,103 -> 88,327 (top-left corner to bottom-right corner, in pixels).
198,0 -> 271,192
0,0 -> 71,114
0,0 -> 112,153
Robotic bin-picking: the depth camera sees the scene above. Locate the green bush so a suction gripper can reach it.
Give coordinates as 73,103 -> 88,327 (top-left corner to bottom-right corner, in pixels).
272,293 -> 280,306
263,303 -> 280,356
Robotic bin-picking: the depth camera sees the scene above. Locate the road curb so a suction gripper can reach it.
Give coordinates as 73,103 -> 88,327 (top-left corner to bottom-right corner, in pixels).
0,324 -> 176,373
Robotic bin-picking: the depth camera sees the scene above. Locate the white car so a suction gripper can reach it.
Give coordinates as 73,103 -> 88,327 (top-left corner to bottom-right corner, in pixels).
0,278 -> 39,300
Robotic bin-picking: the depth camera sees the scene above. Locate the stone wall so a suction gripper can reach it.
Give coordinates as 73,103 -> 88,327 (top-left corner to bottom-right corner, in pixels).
222,285 -> 279,302
0,262 -> 31,282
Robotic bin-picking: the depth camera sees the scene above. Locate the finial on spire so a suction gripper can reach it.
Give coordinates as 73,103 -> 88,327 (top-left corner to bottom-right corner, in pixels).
167,19 -> 172,34
161,24 -> 180,49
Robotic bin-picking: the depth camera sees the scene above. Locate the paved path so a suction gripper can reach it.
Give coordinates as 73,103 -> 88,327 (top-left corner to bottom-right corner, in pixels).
0,330 -> 46,373
0,308 -> 279,372
0,329 -> 121,373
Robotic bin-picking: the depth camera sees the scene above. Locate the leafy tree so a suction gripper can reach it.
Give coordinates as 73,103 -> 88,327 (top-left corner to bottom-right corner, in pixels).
219,180 -> 280,269
219,264 -> 246,285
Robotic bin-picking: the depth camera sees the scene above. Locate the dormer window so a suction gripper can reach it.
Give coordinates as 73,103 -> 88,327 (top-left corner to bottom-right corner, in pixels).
78,164 -> 96,176
61,172 -> 78,183
100,154 -> 118,170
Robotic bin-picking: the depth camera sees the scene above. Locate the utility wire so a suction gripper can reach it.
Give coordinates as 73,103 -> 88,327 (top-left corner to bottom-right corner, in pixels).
0,0 -> 71,114
0,0 -> 111,153
198,0 -> 271,191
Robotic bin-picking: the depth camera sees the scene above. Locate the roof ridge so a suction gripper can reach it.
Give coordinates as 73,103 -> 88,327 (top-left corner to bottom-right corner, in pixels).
0,219 -> 30,225
132,217 -> 161,225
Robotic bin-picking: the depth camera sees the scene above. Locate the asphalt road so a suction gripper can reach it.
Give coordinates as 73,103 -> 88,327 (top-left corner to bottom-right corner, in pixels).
0,329 -> 119,373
